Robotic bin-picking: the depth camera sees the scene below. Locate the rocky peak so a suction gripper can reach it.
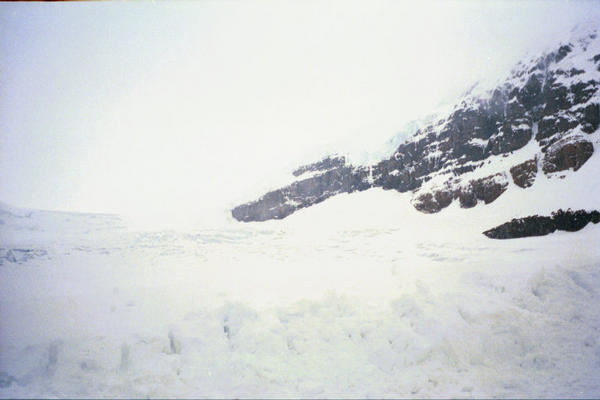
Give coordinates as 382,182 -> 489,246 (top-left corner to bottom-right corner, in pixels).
232,27 -> 600,222
292,155 -> 347,178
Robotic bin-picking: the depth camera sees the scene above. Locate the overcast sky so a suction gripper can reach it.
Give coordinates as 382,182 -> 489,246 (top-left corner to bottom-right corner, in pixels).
1,1 -> 599,224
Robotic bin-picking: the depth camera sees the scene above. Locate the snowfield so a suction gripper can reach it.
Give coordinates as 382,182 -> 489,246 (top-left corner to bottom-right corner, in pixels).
1,169 -> 600,398
3,4 -> 600,398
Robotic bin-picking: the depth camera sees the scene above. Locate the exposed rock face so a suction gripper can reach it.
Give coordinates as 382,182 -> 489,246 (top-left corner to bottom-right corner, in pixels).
467,173 -> 509,205
484,216 -> 557,239
232,166 -> 371,222
292,155 -> 347,177
510,158 -> 538,188
413,190 -> 453,214
542,138 -> 594,173
412,173 -> 509,213
581,103 -> 600,133
552,209 -> 600,231
232,28 -> 600,222
483,209 -> 600,239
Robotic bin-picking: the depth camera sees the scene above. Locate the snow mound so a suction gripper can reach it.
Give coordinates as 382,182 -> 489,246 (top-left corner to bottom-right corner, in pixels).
1,194 -> 600,397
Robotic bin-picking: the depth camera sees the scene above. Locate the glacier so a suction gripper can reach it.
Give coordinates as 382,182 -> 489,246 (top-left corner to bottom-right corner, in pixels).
1,170 -> 600,397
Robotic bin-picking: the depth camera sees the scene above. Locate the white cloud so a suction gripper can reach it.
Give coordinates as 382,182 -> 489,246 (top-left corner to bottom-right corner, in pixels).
1,0 -> 598,222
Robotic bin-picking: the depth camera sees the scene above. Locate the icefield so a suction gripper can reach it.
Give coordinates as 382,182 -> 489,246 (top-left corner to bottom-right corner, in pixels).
1,165 -> 600,398
4,1 -> 600,397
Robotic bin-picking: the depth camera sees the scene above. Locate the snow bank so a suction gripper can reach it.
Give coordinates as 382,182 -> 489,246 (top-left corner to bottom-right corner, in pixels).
1,195 -> 600,398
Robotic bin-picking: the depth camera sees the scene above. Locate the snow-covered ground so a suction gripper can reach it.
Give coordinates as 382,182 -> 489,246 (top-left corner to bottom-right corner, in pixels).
1,167 -> 600,398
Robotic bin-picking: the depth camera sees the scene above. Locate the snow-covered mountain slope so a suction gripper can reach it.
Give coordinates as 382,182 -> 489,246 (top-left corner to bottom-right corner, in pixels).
232,26 -> 600,222
2,20 -> 600,400
0,202 -> 125,235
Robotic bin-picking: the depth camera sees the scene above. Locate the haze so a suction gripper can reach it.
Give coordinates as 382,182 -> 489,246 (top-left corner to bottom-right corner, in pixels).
1,0 -> 598,225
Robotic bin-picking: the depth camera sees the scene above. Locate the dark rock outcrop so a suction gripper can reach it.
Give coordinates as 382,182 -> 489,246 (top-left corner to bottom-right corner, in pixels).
413,173 -> 509,213
483,209 -> 600,239
232,29 -> 600,222
467,173 -> 509,205
581,103 -> 600,133
510,158 -> 538,188
292,155 -> 347,177
542,139 -> 594,173
484,215 -> 557,239
413,189 -> 454,214
232,165 -> 371,222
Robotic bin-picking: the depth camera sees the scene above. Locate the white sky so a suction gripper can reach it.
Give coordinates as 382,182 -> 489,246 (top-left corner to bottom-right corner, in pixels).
1,1 -> 599,224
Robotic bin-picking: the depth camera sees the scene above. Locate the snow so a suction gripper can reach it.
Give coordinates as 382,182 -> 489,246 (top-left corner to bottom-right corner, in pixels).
424,149 -> 443,160
2,19 -> 600,400
468,138 -> 488,148
455,23 -> 600,120
2,149 -> 600,398
343,106 -> 455,167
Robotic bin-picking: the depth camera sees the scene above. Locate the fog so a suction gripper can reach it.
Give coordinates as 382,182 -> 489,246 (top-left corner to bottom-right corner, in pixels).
1,0 -> 598,224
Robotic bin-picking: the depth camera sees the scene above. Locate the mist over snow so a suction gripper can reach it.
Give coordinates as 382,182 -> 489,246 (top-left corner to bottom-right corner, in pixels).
2,186 -> 600,397
2,1 -> 600,398
1,1 -> 599,223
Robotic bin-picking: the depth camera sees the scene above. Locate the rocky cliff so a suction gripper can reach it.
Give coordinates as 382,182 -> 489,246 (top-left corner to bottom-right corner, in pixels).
483,209 -> 600,239
232,28 -> 600,222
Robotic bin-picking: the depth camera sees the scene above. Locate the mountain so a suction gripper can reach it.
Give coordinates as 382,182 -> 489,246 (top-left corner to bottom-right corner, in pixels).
232,26 -> 600,223
0,201 -> 124,236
